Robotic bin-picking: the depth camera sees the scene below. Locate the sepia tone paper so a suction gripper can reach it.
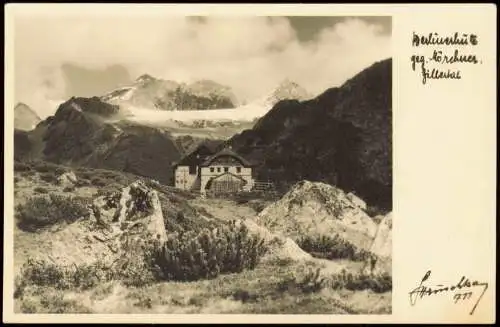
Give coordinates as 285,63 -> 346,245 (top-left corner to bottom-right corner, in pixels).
3,3 -> 496,324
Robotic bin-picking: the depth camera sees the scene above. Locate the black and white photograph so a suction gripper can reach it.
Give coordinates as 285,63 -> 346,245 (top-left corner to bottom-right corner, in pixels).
5,4 -> 498,324
10,10 -> 392,315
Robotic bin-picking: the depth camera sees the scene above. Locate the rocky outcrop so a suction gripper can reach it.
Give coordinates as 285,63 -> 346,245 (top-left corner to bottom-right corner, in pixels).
362,212 -> 392,275
90,180 -> 167,244
101,75 -> 238,111
369,212 -> 392,258
256,181 -> 377,250
240,219 -> 312,263
346,192 -> 367,211
266,79 -> 312,105
64,96 -> 120,117
36,181 -> 166,269
57,171 -> 78,187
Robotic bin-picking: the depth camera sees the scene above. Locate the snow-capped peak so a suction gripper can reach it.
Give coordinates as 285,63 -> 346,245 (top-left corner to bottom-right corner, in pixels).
266,79 -> 312,105
135,74 -> 156,84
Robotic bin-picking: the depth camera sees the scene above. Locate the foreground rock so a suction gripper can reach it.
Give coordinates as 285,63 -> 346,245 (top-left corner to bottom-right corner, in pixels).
369,212 -> 392,258
57,171 -> 78,187
362,212 -> 392,275
239,219 -> 312,263
256,181 -> 377,250
34,181 -> 166,270
240,219 -> 359,275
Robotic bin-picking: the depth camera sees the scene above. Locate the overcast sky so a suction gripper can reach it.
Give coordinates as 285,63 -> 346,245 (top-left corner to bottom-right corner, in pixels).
14,15 -> 391,117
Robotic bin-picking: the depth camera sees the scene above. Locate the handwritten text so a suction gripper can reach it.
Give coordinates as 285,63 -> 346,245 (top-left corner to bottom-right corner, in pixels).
411,32 -> 482,84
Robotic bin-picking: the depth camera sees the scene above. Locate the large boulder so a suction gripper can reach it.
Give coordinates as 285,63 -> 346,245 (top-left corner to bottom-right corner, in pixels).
57,171 -> 78,187
346,192 -> 367,211
256,181 -> 377,250
35,180 -> 167,270
362,212 -> 392,275
369,212 -> 392,258
239,219 -> 312,263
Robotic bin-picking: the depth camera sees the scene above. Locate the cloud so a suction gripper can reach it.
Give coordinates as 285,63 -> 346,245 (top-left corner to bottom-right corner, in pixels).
13,14 -> 391,117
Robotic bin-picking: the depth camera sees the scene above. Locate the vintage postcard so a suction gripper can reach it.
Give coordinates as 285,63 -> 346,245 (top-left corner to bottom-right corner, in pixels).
3,3 -> 496,324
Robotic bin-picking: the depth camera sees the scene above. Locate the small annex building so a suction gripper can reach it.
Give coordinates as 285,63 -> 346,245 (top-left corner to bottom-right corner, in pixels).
173,144 -> 255,195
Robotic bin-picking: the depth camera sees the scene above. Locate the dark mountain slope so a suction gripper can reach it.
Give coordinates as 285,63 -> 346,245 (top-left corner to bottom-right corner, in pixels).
14,97 -> 182,184
229,59 -> 392,209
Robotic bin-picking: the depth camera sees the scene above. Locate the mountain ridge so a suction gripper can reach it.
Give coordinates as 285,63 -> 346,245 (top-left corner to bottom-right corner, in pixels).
14,102 -> 42,131
14,97 -> 182,184
101,75 -> 238,111
228,58 -> 392,210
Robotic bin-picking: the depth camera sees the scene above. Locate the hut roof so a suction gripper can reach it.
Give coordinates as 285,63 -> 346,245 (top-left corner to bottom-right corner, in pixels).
172,141 -> 223,168
200,147 -> 254,167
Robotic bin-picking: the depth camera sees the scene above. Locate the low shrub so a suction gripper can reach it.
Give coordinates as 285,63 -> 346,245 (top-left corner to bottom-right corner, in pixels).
38,293 -> 92,313
92,168 -> 137,186
63,186 -> 76,192
20,298 -> 39,313
21,170 -> 36,177
329,269 -> 392,293
231,289 -> 259,303
96,189 -> 122,205
33,187 -> 49,194
18,290 -> 92,314
119,258 -> 157,288
14,161 -> 32,172
74,179 -> 91,187
246,200 -> 269,213
277,267 -> 327,294
91,177 -> 107,187
17,258 -> 113,291
16,194 -> 91,231
276,268 -> 392,295
74,168 -> 134,188
17,255 -> 155,295
297,234 -> 374,262
151,221 -> 268,282
32,161 -> 67,175
132,294 -> 153,309
39,172 -> 58,184
75,170 -> 93,181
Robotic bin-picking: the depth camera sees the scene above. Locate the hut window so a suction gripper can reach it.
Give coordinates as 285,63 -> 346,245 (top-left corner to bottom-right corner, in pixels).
224,167 -> 229,172
210,167 -> 214,173
217,167 -> 221,173
236,167 -> 242,173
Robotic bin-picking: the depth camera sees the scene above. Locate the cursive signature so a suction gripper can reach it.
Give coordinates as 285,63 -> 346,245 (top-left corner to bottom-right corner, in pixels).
409,270 -> 488,315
